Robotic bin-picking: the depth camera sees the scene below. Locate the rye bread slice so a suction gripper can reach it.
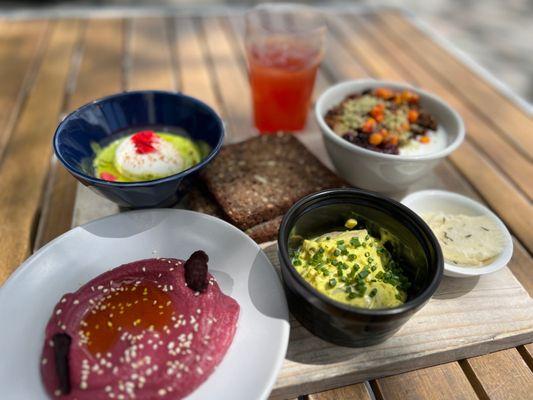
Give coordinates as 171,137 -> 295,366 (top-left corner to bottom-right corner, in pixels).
245,215 -> 283,243
188,183 -> 281,243
200,134 -> 347,230
187,182 -> 226,219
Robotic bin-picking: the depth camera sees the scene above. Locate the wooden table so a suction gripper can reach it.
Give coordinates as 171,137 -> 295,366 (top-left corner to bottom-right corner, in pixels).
1,7 -> 532,400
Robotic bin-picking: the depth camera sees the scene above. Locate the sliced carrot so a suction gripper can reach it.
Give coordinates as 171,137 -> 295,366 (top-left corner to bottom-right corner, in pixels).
374,88 -> 393,99
419,136 -> 431,143
361,118 -> 376,133
408,109 -> 419,123
370,104 -> 385,120
369,132 -> 383,145
388,135 -> 399,145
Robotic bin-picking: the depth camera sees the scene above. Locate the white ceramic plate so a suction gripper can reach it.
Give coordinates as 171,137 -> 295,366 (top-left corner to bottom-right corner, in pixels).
0,209 -> 289,400
401,190 -> 513,278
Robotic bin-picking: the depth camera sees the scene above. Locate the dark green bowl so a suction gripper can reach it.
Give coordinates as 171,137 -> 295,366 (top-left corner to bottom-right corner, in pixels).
278,188 -> 443,347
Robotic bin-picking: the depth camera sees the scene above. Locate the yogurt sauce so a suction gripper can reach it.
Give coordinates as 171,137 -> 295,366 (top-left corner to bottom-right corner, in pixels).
399,128 -> 447,156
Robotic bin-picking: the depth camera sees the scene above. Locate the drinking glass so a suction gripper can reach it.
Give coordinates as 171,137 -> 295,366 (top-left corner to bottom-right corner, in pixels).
245,3 -> 326,133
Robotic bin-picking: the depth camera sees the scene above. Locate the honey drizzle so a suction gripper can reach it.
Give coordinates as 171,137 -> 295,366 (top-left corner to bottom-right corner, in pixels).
80,281 -> 173,355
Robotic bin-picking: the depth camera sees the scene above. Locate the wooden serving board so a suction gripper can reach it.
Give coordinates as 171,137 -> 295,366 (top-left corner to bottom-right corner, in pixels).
72,176 -> 533,400
260,243 -> 533,399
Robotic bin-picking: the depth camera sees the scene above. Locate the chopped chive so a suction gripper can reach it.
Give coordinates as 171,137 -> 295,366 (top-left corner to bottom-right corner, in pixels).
369,288 -> 378,297
329,278 -> 337,287
350,237 -> 362,247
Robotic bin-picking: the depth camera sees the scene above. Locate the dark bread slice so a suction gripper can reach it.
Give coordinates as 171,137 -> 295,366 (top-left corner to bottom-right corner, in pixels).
186,182 -> 226,219
245,215 -> 283,244
200,134 -> 347,230
187,183 -> 280,243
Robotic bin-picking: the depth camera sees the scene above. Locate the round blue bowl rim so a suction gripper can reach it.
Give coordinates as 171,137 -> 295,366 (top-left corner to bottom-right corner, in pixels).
53,90 -> 225,187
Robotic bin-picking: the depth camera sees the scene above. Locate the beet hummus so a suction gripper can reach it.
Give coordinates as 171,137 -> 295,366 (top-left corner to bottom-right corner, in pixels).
41,253 -> 239,399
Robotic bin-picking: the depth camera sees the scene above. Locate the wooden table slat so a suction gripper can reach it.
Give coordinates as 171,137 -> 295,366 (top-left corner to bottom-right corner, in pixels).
327,14 -> 533,254
520,344 -> 533,370
0,19 -> 49,161
35,18 -> 125,249
378,12 -> 533,160
174,17 -> 221,114
0,20 -> 81,284
461,349 -> 533,400
308,382 -> 372,400
373,363 -> 478,400
355,14 -> 533,201
326,15 -> 404,82
127,17 -> 176,91
200,17 -> 252,143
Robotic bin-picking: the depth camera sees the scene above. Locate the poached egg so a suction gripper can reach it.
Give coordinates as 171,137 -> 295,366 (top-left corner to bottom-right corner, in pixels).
114,131 -> 184,180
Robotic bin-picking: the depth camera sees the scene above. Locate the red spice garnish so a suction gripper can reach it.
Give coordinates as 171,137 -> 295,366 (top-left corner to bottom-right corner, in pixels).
131,130 -> 158,154
100,172 -> 117,181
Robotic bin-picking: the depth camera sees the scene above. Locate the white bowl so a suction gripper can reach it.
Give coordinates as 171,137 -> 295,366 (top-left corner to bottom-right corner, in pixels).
401,190 -> 513,278
315,79 -> 465,193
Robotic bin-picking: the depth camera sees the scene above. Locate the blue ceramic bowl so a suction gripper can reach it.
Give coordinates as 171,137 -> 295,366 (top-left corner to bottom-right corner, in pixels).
54,91 -> 224,208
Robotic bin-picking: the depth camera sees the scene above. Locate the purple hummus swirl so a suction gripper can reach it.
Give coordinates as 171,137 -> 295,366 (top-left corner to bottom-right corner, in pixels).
40,256 -> 239,399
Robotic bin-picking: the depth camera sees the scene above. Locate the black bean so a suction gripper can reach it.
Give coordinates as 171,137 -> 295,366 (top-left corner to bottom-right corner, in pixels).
417,111 -> 438,130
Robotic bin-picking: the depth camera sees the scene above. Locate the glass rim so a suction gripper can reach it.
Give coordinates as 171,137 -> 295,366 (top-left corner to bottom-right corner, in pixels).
245,2 -> 326,36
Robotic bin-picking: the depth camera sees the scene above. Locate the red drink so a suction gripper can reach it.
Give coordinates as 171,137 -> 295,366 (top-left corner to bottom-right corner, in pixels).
245,4 -> 326,133
248,38 -> 321,132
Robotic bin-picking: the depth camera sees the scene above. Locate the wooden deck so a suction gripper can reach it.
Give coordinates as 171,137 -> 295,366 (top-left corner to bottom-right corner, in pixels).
0,8 -> 532,399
